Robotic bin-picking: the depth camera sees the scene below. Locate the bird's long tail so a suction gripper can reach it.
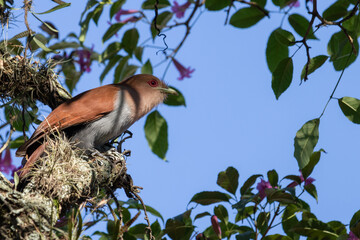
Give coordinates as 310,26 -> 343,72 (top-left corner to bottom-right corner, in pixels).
18,143 -> 46,178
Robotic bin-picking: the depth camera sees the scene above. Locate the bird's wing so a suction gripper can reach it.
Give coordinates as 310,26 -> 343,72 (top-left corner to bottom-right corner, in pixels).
16,84 -> 122,157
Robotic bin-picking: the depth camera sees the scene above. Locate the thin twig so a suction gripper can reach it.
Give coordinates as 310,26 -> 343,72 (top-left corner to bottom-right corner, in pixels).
132,191 -> 154,240
153,0 -> 168,54
319,51 -> 353,119
260,204 -> 281,240
236,0 -> 269,17
170,0 -> 201,57
0,127 -> 14,154
224,0 -> 235,25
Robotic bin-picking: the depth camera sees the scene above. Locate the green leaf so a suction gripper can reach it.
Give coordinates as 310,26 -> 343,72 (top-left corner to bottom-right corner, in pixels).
267,169 -> 278,187
142,0 -> 170,9
263,234 -> 293,240
92,5 -> 104,25
30,34 -> 56,53
35,2 -> 71,15
266,29 -> 289,72
291,219 -> 338,239
121,28 -> 139,55
236,231 -> 253,240
216,166 -> 239,195
144,110 -> 168,160
79,9 -> 95,42
282,205 -> 300,240
328,221 -> 347,236
339,97 -> 360,124
165,210 -> 194,240
271,57 -> 293,99
5,106 -> 33,132
322,0 -> 350,21
271,0 -> 293,8
235,206 -> 254,222
101,42 -> 122,62
232,197 -> 254,211
134,46 -> 144,62
294,118 -> 320,169
252,0 -> 267,8
205,0 -> 231,11
128,224 -> 147,238
300,55 -> 329,80
283,175 -> 302,185
114,56 -> 138,83
124,200 -> 164,222
102,23 -> 124,43
240,174 -> 262,195
343,13 -> 360,37
164,86 -> 186,107
288,14 -> 317,39
266,189 -> 297,204
274,28 -> 295,46
48,41 -> 80,51
100,55 -> 121,82
110,0 -> 125,19
214,205 -> 229,224
141,59 -> 153,74
350,210 -> 360,237
189,191 -> 231,206
9,136 -> 25,149
30,34 -> 48,50
257,212 -> 270,235
302,149 -> 324,179
151,220 -> 162,237
194,212 -> 211,221
151,11 -> 173,39
62,61 -> 81,93
230,7 -> 266,28
327,31 -> 359,71
304,183 -> 318,202
30,12 -> 59,34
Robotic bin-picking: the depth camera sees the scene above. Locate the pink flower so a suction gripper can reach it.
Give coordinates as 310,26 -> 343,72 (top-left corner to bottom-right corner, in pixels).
211,215 -> 221,239
74,47 -> 93,73
287,171 -> 316,188
119,16 -> 139,24
171,1 -> 191,18
288,0 -> 300,7
349,232 -> 360,240
115,9 -> 139,22
0,149 -> 16,175
257,179 -> 272,200
172,58 -> 195,80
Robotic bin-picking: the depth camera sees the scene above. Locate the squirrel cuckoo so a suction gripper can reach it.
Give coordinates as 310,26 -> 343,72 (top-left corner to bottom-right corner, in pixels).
16,74 -> 176,177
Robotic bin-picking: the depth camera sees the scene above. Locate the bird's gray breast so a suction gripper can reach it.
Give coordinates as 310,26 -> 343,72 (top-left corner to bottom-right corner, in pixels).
71,91 -> 133,149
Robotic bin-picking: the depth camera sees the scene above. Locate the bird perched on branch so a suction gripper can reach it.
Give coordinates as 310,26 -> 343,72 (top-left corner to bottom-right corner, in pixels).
16,74 -> 176,178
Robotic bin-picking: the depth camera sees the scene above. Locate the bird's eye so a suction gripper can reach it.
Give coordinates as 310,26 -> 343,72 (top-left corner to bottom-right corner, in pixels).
147,80 -> 159,87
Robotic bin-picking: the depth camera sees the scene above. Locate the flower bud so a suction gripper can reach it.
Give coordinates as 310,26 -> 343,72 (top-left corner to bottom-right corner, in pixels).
211,215 -> 221,239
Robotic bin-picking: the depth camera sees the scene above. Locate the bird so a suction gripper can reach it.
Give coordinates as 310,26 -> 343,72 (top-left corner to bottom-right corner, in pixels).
16,74 -> 176,178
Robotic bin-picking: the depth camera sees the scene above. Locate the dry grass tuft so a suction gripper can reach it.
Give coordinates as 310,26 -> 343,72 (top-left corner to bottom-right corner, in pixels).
23,133 -> 130,210
28,133 -> 91,204
0,48 -> 71,109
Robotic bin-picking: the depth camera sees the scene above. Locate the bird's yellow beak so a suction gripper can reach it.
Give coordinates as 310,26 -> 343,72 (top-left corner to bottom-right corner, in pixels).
158,87 -> 178,95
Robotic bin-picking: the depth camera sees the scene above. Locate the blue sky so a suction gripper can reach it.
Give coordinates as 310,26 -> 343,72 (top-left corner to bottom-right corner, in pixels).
6,0 -> 360,237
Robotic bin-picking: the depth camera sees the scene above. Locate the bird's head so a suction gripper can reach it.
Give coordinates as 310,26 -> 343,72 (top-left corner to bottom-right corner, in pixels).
123,74 -> 177,116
